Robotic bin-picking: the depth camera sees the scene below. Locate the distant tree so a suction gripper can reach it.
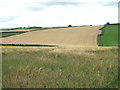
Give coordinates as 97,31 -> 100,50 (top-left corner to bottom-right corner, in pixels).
106,22 -> 110,25
19,27 -> 22,29
68,25 -> 72,27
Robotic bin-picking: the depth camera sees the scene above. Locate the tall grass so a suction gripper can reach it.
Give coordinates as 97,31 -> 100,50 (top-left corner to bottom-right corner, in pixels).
2,46 -> 118,88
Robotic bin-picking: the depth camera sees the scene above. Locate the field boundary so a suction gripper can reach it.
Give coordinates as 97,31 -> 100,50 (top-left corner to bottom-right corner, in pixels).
97,24 -> 109,46
97,25 -> 106,46
97,34 -> 103,46
0,44 -> 57,47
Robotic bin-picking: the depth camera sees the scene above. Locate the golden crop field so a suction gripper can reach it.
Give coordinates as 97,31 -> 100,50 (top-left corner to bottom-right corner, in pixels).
2,25 -> 103,46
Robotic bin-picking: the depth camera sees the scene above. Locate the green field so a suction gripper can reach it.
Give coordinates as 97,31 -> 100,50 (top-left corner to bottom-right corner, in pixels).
100,25 -> 118,46
0,32 -> 27,38
2,46 -> 118,88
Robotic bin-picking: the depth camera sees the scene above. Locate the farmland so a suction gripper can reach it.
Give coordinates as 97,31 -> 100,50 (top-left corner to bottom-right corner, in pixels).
1,25 -> 103,46
1,25 -> 118,88
2,46 -> 118,88
99,25 -> 119,46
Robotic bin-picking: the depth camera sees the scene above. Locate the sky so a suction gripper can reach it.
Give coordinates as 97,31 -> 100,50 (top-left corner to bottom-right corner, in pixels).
0,0 -> 119,28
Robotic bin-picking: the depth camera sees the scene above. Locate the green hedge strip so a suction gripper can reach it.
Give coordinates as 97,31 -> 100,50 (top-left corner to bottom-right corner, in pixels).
0,44 -> 57,47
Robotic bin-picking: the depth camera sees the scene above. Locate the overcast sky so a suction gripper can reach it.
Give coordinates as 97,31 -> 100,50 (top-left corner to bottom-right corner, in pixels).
0,0 -> 119,28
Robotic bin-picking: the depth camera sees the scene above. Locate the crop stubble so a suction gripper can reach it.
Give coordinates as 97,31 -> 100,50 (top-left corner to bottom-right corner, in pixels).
2,25 -> 103,46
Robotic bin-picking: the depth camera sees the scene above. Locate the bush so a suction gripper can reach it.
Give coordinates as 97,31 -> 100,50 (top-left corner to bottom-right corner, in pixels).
68,25 -> 72,27
106,22 -> 110,25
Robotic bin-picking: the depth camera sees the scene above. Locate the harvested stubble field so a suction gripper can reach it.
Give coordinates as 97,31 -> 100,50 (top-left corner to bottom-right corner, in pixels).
2,25 -> 103,47
2,46 -> 118,88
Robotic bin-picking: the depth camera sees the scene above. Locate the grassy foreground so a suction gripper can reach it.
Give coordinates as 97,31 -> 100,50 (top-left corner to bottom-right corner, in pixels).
2,46 -> 118,88
100,25 -> 118,46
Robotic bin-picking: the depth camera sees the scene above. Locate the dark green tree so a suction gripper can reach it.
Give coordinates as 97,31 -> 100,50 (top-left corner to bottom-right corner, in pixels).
106,22 -> 110,25
68,25 -> 72,27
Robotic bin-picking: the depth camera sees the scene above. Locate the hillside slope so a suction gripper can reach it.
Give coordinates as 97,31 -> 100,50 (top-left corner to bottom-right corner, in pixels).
2,25 -> 103,47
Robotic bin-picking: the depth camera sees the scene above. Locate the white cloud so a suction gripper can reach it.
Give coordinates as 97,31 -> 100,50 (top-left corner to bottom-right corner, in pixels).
0,0 -> 119,28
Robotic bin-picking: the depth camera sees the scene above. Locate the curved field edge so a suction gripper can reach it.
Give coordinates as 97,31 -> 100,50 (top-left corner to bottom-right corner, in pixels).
97,24 -> 119,46
2,46 -> 118,88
